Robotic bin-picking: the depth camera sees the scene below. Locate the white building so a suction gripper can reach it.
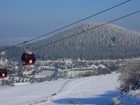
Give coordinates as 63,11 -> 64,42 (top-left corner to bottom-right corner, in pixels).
66,67 -> 95,78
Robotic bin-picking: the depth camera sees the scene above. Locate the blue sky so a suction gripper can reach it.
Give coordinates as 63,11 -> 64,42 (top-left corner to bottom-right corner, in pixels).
0,0 -> 140,45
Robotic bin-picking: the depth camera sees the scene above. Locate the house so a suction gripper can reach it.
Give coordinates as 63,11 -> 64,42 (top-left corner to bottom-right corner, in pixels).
66,67 -> 95,78
33,66 -> 57,81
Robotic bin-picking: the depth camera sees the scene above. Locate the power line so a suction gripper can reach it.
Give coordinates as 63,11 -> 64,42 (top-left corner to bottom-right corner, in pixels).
0,0 -> 131,53
25,0 -> 132,43
32,10 -> 140,51
7,10 -> 140,60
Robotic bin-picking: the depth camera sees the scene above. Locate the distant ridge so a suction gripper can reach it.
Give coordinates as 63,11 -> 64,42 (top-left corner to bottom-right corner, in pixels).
1,23 -> 140,60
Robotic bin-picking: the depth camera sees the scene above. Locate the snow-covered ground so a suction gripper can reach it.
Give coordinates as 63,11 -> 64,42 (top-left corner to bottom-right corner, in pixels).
0,79 -> 68,105
40,73 -> 120,105
0,73 -> 140,105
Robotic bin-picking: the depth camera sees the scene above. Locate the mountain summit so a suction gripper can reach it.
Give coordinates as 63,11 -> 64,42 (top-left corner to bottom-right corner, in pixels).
29,23 -> 140,60
2,23 -> 140,60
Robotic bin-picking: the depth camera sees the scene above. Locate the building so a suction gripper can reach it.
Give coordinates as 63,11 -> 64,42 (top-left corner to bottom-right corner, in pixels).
66,67 -> 95,78
34,66 -> 57,81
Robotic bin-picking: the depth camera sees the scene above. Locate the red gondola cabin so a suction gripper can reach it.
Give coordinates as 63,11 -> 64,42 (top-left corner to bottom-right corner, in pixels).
0,68 -> 7,78
21,51 -> 36,65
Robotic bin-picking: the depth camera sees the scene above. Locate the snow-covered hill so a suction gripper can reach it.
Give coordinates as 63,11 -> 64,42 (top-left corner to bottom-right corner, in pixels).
0,79 -> 68,105
30,23 -> 140,60
42,73 -> 120,105
0,73 -> 139,105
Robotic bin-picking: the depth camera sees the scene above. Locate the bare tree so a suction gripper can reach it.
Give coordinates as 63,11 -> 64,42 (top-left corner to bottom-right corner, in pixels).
119,60 -> 140,92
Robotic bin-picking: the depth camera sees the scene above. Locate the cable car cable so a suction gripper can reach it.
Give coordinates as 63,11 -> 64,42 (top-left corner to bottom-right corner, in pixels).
23,0 -> 132,43
6,9 -> 140,61
0,0 -> 132,53
31,10 -> 140,51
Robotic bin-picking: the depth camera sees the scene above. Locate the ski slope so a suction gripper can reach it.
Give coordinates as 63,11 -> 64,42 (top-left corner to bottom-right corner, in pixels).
40,73 -> 120,105
0,73 -> 139,105
0,79 -> 68,105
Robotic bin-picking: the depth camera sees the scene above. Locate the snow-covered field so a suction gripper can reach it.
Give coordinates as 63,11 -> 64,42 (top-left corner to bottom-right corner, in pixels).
0,73 -> 140,105
44,73 -> 119,105
0,79 -> 68,105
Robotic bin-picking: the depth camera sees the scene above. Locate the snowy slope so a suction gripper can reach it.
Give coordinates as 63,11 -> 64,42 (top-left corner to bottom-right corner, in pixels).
36,73 -> 140,105
0,73 -> 139,105
41,73 -> 120,105
0,79 -> 68,105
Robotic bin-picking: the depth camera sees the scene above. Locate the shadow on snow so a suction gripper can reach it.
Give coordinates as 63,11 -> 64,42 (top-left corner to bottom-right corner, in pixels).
53,91 -> 140,105
53,91 -> 120,105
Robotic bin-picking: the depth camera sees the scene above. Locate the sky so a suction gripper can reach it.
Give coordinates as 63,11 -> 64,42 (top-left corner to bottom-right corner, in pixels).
0,0 -> 140,45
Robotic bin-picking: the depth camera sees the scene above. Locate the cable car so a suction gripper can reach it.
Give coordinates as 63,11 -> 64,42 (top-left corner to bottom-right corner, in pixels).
21,51 -> 36,65
0,68 -> 7,78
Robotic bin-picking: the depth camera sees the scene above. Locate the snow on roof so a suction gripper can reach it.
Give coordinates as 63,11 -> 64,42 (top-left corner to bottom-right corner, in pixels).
98,64 -> 106,68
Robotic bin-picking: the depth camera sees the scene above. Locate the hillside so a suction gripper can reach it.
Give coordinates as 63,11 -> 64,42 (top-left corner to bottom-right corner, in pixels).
0,73 -> 139,105
30,23 -> 140,60
1,23 -> 140,60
